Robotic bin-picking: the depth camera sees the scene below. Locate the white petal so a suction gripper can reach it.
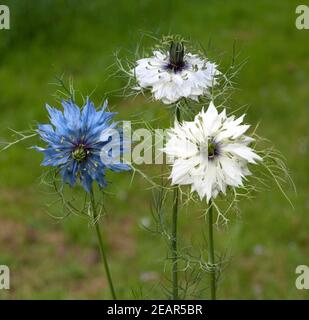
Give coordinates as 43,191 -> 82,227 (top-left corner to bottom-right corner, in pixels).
222,144 -> 262,163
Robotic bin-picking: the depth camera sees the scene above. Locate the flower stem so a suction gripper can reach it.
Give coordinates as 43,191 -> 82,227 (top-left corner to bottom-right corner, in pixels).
207,201 -> 216,300
90,190 -> 117,300
171,105 -> 181,300
172,186 -> 179,300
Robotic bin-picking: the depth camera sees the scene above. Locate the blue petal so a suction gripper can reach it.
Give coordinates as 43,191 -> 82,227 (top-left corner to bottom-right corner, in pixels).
46,104 -> 67,134
60,165 -> 77,188
62,100 -> 81,132
80,172 -> 93,193
82,97 -> 97,129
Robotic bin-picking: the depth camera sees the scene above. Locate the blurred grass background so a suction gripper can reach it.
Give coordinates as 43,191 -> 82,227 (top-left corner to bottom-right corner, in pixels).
0,0 -> 308,299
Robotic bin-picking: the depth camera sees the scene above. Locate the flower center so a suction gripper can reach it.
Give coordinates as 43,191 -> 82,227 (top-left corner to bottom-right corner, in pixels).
208,141 -> 219,160
166,41 -> 186,73
72,144 -> 87,162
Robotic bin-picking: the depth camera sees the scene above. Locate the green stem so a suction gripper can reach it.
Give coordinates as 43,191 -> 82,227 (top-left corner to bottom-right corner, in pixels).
90,190 -> 117,300
207,201 -> 216,300
172,186 -> 179,300
171,105 -> 181,300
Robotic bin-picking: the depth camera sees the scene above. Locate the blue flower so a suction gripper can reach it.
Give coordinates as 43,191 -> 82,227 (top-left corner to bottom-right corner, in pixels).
34,98 -> 130,192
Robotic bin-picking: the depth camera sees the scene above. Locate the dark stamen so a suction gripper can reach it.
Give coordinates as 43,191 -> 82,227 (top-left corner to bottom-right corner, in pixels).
166,41 -> 186,73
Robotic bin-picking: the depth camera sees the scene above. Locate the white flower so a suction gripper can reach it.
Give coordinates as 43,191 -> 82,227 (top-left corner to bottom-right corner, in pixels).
133,42 -> 220,104
164,101 -> 262,203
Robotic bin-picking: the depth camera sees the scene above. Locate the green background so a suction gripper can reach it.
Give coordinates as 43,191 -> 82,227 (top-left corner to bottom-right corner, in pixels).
0,0 -> 308,299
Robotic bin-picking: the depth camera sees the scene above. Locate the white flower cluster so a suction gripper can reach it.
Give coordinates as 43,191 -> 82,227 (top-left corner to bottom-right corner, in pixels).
133,40 -> 262,202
